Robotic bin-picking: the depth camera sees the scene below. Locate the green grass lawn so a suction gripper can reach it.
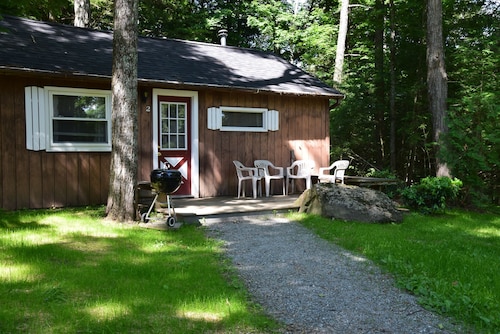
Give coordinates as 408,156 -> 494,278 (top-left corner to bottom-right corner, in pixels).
291,208 -> 500,334
2,206 -> 499,333
0,207 -> 280,334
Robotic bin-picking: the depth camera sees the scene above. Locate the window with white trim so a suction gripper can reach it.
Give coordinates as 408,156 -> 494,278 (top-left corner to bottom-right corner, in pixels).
160,101 -> 187,150
207,106 -> 279,132
25,86 -> 112,152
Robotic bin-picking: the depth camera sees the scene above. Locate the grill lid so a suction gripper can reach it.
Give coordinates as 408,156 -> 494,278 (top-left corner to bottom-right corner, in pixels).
150,169 -> 182,194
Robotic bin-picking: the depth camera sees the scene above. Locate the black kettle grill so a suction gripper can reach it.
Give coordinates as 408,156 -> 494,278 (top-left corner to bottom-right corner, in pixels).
150,169 -> 182,194
141,168 -> 182,227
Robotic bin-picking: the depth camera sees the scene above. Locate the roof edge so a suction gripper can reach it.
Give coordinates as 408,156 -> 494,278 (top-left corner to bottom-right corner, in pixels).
0,67 -> 344,100
138,78 -> 344,99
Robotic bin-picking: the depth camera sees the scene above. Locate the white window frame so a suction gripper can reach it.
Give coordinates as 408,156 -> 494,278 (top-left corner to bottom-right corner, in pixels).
152,88 -> 200,197
207,106 -> 279,132
159,101 -> 188,151
25,86 -> 112,152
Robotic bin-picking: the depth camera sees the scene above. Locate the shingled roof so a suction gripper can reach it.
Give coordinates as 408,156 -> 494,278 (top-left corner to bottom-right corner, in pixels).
0,15 -> 343,98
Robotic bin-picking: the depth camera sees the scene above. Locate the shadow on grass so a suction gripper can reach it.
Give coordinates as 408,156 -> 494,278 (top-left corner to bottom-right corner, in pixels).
415,210 -> 500,246
0,206 -> 106,229
0,215 -> 276,333
0,210 -> 50,230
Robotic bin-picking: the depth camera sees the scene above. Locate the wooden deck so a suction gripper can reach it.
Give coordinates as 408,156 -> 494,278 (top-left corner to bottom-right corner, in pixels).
139,177 -> 401,228
173,195 -> 300,222
344,176 -> 401,187
138,194 -> 300,229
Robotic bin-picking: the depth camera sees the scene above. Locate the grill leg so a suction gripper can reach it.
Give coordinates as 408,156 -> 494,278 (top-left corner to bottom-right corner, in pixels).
143,193 -> 159,222
166,195 -> 176,217
166,195 -> 177,227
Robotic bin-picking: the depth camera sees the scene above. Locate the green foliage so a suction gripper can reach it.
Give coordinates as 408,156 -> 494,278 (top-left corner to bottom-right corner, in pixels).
401,176 -> 463,213
2,0 -> 498,205
444,2 -> 499,205
365,168 -> 396,179
247,0 -> 338,83
331,0 -> 498,206
365,169 -> 403,198
0,0 -> 73,23
293,209 -> 500,333
332,0 -> 432,181
446,93 -> 499,205
89,0 -> 114,30
290,7 -> 338,82
209,0 -> 260,47
138,0 -> 212,41
247,0 -> 293,53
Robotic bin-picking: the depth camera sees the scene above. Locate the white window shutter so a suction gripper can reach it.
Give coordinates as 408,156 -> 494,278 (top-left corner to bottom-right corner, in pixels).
207,107 -> 221,130
38,87 -> 46,150
25,86 -> 46,151
216,107 -> 222,129
207,107 -> 216,129
25,87 -> 34,150
268,109 -> 279,131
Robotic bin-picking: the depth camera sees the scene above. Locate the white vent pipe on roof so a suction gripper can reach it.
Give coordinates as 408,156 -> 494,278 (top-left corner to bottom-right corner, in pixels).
218,29 -> 228,46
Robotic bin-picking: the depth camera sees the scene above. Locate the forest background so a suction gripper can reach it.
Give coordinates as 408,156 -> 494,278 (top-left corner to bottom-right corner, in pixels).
1,0 -> 498,205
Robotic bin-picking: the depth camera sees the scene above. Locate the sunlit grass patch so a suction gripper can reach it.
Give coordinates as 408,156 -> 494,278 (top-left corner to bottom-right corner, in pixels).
473,226 -> 500,238
85,301 -> 132,321
0,262 -> 40,283
179,310 -> 223,322
0,207 -> 281,334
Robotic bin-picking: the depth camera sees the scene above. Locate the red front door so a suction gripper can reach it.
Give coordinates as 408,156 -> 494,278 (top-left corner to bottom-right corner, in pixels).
157,96 -> 191,195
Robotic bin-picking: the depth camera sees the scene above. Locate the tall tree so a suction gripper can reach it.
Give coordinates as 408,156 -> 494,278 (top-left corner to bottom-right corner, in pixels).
388,0 -> 396,172
333,0 -> 349,83
426,0 -> 450,177
374,0 -> 386,162
74,0 -> 90,27
106,0 -> 139,221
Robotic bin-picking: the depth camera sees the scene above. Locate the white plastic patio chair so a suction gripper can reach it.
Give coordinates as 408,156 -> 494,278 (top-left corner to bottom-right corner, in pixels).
233,160 -> 262,199
318,160 -> 350,184
286,160 -> 315,194
254,160 -> 286,197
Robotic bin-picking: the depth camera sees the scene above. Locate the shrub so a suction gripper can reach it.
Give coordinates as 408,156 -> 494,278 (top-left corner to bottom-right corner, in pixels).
365,168 -> 396,179
401,177 -> 463,214
365,168 -> 404,199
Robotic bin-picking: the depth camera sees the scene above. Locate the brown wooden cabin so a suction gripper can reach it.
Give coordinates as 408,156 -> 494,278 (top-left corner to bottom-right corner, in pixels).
0,15 -> 343,210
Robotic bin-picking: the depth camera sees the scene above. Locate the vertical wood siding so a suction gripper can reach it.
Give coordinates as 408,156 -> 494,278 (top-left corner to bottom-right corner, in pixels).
1,75 -> 331,210
198,89 -> 330,198
137,88 -> 153,182
0,75 -> 112,210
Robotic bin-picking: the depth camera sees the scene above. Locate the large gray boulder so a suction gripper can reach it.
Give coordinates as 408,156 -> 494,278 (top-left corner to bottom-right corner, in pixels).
295,183 -> 404,223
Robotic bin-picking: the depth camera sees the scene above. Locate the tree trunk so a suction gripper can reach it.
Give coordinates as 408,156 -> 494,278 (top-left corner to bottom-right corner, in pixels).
333,0 -> 349,84
74,0 -> 90,27
106,0 -> 139,222
374,0 -> 386,163
389,0 -> 396,172
426,0 -> 450,177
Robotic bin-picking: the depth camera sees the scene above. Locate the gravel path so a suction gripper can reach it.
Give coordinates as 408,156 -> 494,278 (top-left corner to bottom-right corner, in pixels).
202,214 -> 462,334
